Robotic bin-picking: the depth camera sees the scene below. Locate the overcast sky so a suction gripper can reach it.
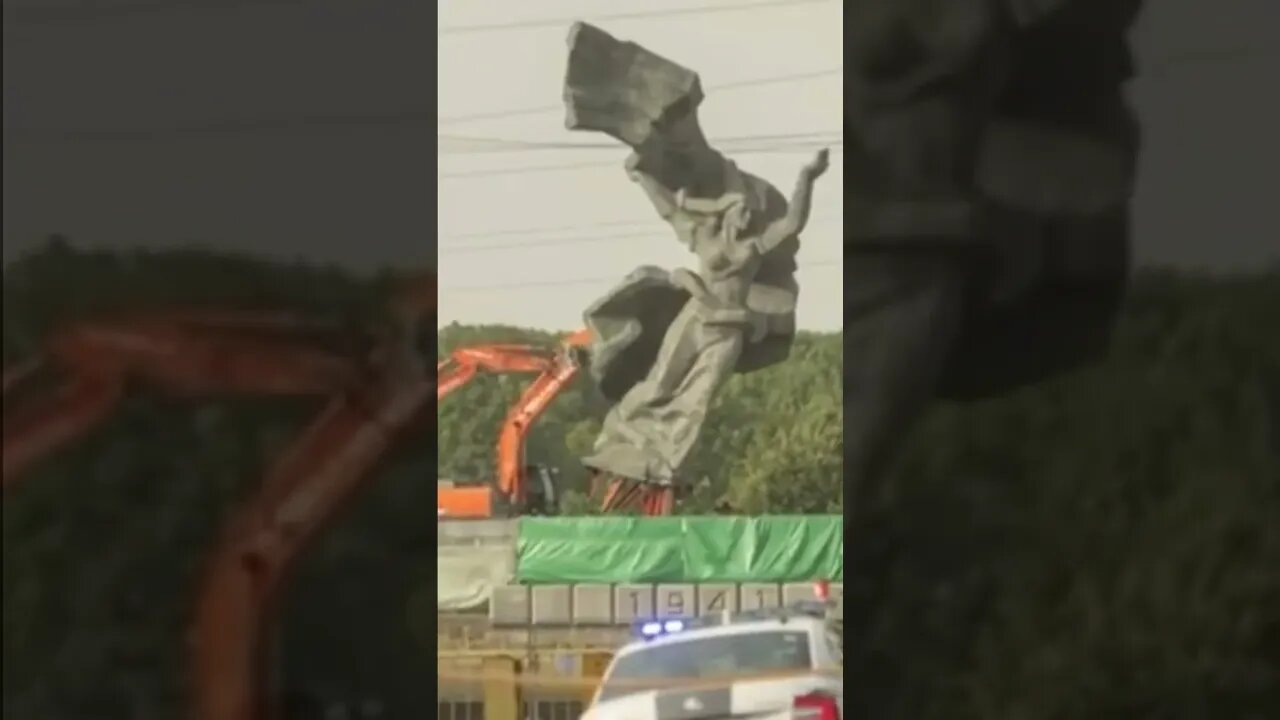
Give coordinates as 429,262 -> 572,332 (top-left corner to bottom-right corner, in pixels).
3,0 -> 1276,331
437,0 -> 844,330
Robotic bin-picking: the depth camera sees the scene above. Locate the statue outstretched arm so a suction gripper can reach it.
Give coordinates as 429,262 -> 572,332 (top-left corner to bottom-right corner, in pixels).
755,149 -> 829,255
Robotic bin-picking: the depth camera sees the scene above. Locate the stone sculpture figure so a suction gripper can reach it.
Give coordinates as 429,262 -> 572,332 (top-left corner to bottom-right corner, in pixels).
842,1 -> 1148,706
843,0 -> 1145,515
562,22 -> 829,489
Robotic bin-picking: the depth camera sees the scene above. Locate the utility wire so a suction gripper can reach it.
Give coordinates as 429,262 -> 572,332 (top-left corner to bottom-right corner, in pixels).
6,0 -> 832,27
5,70 -> 840,141
439,212 -> 841,249
444,134 -> 842,161
440,130 -> 840,149
438,68 -> 841,125
4,51 -> 1261,141
439,214 -> 842,253
440,144 -> 843,179
439,0 -> 834,36
5,115 -> 836,145
441,258 -> 841,293
438,50 -> 1267,126
444,218 -> 669,241
438,130 -> 841,154
442,229 -> 668,254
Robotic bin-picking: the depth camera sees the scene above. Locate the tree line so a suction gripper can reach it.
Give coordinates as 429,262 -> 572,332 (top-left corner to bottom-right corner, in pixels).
437,322 -> 842,514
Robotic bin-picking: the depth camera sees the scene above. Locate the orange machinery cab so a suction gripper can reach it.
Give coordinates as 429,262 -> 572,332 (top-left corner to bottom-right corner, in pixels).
437,481 -> 496,519
437,465 -> 560,519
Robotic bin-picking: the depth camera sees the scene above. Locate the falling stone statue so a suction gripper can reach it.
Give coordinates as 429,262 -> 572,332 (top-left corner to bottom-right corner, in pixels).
843,0 -> 1144,519
562,22 -> 829,488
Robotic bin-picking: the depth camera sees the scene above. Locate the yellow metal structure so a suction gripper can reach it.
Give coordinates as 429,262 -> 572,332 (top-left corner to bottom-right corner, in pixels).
481,656 -> 520,720
440,647 -> 615,720
581,651 -> 612,703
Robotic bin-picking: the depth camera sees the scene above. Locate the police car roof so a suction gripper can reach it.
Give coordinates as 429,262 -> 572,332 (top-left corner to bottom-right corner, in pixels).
616,613 -> 827,656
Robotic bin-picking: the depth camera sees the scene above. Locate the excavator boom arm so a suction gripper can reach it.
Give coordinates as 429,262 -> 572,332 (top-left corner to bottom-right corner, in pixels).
494,353 -> 582,498
3,271 -> 439,720
436,344 -> 556,402
2,316 -> 363,488
192,378 -> 433,720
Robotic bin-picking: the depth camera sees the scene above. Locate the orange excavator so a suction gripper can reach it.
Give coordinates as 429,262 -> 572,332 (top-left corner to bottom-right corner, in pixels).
436,328 -> 674,517
2,274 -> 435,720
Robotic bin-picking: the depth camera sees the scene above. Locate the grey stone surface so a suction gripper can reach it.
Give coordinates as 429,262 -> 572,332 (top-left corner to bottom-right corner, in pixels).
695,584 -> 739,616
563,21 -> 702,151
564,22 -> 829,487
782,582 -> 820,606
843,0 -> 1141,510
739,583 -> 782,611
489,585 -> 530,626
654,584 -> 696,618
571,584 -> 615,626
530,585 -> 573,625
613,584 -> 656,624
482,582 -> 843,625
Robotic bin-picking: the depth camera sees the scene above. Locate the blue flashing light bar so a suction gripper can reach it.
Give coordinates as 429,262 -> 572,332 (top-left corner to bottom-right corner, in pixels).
632,616 -> 698,640
631,601 -> 833,639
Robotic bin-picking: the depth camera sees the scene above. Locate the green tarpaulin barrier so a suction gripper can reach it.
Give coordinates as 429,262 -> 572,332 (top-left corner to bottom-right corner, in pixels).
515,515 -> 843,584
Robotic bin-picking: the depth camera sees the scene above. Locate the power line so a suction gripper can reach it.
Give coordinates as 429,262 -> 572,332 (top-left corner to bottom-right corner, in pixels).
439,214 -> 842,253
438,68 -> 841,125
438,158 -> 619,179
4,0 -> 832,30
450,212 -> 839,241
442,229 -> 666,254
4,50 -> 1261,142
439,0 -> 834,36
439,211 -> 841,248
438,130 -> 841,154
7,119 -> 832,147
438,48 -> 1269,127
440,258 -> 841,293
443,218 -> 667,241
5,70 -> 840,142
439,135 -> 617,152
439,144 -> 843,179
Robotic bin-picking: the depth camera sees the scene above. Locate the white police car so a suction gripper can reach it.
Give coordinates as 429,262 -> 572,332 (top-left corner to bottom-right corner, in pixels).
583,602 -> 842,720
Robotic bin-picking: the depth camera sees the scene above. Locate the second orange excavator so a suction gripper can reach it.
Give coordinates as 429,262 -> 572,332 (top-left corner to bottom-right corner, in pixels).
436,329 -> 674,518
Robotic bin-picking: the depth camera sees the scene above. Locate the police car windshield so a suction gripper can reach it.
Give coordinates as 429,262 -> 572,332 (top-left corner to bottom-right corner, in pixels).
597,630 -> 811,703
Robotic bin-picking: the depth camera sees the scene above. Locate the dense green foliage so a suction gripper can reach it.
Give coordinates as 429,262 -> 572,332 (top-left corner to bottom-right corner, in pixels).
437,324 -> 842,514
4,239 -> 1278,718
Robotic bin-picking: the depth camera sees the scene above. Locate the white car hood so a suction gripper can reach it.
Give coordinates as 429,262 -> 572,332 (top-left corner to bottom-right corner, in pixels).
584,675 -> 837,720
